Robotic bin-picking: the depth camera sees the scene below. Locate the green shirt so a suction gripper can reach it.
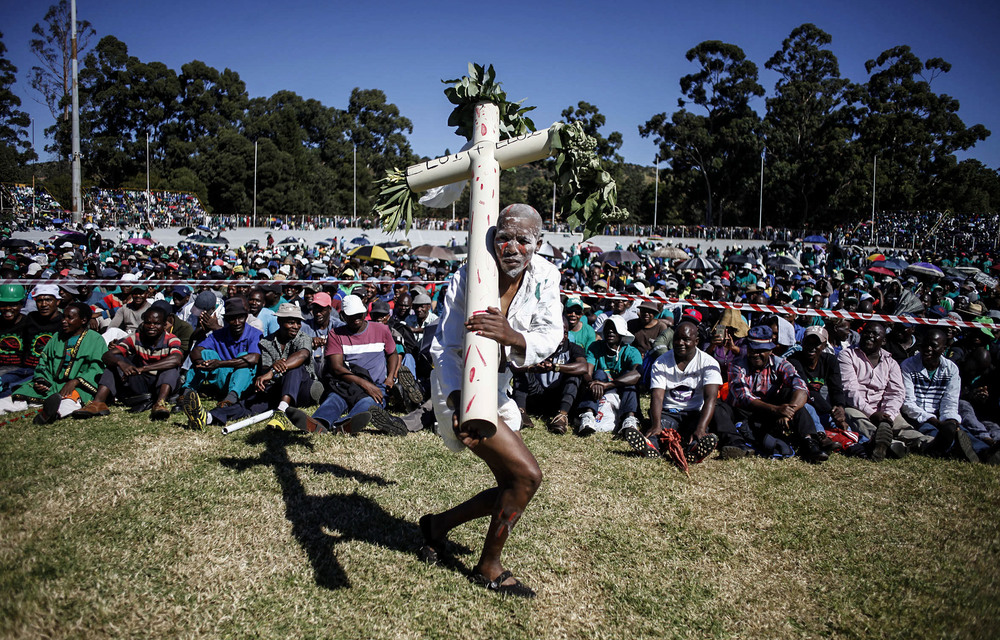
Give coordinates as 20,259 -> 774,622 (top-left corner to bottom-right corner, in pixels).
586,341 -> 642,378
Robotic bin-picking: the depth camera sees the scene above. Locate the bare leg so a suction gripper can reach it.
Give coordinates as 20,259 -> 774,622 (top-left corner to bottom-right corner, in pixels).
424,416 -> 542,586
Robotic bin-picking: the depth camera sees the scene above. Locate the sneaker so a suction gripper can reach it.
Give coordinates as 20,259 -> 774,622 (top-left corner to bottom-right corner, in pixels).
718,445 -> 751,460
266,409 -> 297,431
686,433 -> 720,463
985,441 -> 1000,466
395,366 -> 424,410
179,389 -> 208,431
72,400 -> 110,419
888,441 -> 908,459
336,411 -> 371,436
578,412 -> 596,437
548,412 -> 569,435
870,422 -> 893,462
620,424 -> 659,458
954,429 -> 980,463
370,405 -> 407,436
621,416 -> 640,432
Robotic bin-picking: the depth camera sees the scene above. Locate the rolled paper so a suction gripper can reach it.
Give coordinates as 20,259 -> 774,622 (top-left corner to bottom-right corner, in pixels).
221,410 -> 274,435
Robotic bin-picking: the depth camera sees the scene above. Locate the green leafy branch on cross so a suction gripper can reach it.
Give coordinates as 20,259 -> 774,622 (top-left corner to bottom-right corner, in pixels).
374,63 -> 628,238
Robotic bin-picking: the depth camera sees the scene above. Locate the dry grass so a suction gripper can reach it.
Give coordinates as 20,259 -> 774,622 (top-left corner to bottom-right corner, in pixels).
1,406 -> 999,639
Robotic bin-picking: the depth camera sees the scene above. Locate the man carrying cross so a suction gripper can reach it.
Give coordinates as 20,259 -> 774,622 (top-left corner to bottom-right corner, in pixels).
422,203 -> 562,598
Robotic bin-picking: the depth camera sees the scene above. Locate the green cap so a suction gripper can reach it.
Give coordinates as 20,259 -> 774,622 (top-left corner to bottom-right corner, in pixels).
0,284 -> 26,303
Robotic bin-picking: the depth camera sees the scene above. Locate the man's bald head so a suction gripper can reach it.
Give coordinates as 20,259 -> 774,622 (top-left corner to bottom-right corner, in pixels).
498,203 -> 543,237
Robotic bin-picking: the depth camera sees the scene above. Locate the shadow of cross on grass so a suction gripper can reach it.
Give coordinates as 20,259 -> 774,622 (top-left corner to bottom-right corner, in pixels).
219,429 -> 422,591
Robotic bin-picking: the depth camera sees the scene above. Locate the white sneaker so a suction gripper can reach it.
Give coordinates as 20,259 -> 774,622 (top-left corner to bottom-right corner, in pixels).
621,416 -> 639,432
578,412 -> 596,437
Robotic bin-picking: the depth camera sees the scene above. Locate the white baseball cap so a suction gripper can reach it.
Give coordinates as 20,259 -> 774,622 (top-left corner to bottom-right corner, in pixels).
341,294 -> 366,317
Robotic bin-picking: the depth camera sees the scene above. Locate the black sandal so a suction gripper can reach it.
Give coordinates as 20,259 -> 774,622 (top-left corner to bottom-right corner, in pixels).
471,569 -> 536,599
418,514 -> 443,565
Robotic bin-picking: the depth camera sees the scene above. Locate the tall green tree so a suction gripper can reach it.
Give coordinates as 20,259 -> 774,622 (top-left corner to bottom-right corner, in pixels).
29,0 -> 96,149
762,24 -> 861,226
0,32 -> 36,180
640,41 -> 765,226
858,45 -> 990,210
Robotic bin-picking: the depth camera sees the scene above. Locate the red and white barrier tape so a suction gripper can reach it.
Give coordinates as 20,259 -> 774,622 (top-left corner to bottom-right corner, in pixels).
561,289 -> 996,331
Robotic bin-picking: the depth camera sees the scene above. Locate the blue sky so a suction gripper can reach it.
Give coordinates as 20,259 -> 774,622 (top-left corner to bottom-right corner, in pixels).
4,0 -> 999,170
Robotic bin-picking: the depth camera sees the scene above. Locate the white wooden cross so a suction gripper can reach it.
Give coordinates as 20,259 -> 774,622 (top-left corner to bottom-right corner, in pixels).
404,103 -> 555,435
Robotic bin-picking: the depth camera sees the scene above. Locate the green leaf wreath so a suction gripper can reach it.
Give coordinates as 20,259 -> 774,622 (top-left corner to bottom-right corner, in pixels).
375,63 -> 628,238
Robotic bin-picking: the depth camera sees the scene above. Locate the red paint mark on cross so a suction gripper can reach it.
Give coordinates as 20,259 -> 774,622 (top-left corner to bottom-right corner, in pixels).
469,367 -> 476,382
466,395 -> 477,413
481,124 -> 487,136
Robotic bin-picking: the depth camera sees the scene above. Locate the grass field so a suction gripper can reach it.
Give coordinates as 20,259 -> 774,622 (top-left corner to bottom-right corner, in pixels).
2,407 -> 999,640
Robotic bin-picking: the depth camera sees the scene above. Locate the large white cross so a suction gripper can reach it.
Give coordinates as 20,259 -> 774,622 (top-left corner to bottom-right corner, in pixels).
404,103 -> 554,436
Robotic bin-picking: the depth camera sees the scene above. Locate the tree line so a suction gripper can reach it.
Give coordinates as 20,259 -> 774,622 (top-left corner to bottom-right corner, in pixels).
0,5 -> 997,229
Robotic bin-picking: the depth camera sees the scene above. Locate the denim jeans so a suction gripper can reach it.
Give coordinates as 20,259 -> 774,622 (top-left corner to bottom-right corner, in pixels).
313,381 -> 386,429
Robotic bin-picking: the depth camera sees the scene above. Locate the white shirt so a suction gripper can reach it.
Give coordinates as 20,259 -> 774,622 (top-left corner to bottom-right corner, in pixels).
650,348 -> 723,412
430,254 -> 562,452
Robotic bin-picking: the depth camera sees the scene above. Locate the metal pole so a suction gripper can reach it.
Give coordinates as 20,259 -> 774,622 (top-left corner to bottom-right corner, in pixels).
70,0 -> 82,225
758,147 -> 765,230
253,140 -> 258,228
870,155 -> 876,246
653,155 -> 659,233
146,131 -> 150,226
352,144 -> 356,227
551,181 -> 556,229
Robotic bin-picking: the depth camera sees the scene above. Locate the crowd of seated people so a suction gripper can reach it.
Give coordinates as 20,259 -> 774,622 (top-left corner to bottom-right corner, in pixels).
0,214 -> 995,472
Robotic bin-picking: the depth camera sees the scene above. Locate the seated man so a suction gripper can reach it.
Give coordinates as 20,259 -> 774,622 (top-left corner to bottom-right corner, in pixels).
308,294 -> 406,435
73,305 -> 183,420
621,320 -> 722,464
722,325 -> 829,462
180,296 -> 262,427
786,326 -> 853,453
0,285 -> 32,398
839,321 -> 933,462
900,327 -> 988,462
8,302 -> 105,424
578,315 -> 642,436
511,318 -> 588,435
187,303 -> 322,431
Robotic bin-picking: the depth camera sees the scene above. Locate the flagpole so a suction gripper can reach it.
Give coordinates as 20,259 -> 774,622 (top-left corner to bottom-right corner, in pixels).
758,146 -> 765,231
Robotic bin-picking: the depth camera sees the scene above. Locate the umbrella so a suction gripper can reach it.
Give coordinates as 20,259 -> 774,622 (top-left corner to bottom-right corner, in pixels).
538,243 -> 565,260
347,245 -> 392,262
277,236 -> 300,246
598,250 -> 641,264
652,246 -> 688,260
411,245 -> 458,261
381,240 -> 411,251
725,254 -> 753,266
53,231 -> 88,246
803,235 -> 828,244
580,244 -> 604,254
349,236 -> 370,246
197,224 -> 211,231
867,253 -> 886,262
51,218 -> 65,225
765,255 -> 803,270
676,257 -> 721,272
954,266 -> 982,276
881,258 -> 909,271
126,237 -> 153,246
769,240 -> 791,249
906,262 -> 944,278
941,266 -> 967,282
0,238 -> 34,249
315,240 -> 331,247
867,266 -> 895,277
179,226 -> 196,236
214,235 -> 230,245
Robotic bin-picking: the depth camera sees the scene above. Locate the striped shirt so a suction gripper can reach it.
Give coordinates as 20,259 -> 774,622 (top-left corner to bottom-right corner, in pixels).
325,321 -> 395,383
728,355 -> 807,409
114,331 -> 183,365
899,354 -> 962,424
